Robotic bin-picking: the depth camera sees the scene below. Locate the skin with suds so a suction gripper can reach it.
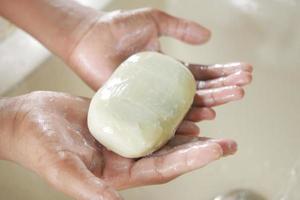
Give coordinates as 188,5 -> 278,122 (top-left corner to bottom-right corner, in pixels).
0,59 -> 251,199
0,89 -> 239,200
0,0 -> 253,199
0,0 -> 253,136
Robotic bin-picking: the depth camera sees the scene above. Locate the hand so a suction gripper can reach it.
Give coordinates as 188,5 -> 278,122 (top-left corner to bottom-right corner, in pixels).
67,8 -> 212,89
2,91 -> 237,200
0,3 -> 252,136
66,8 -> 252,136
177,62 -> 252,136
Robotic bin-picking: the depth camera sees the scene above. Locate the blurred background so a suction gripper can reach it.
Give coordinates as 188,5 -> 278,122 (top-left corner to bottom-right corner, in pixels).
0,0 -> 300,199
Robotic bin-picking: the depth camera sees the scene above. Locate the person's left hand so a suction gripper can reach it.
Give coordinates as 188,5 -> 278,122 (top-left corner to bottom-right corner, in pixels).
65,8 -> 253,136
2,91 -> 237,200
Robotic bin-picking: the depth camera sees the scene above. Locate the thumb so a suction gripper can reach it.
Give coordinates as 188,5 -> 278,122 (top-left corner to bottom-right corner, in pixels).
42,152 -> 122,200
150,9 -> 211,44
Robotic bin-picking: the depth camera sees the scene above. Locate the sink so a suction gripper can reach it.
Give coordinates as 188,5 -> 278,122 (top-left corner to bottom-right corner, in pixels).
213,189 -> 267,200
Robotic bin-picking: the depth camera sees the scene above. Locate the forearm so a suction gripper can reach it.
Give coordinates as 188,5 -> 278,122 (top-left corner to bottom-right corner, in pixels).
0,0 -> 100,58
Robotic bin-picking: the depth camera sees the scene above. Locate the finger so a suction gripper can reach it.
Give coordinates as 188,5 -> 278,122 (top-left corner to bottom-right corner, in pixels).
163,135 -> 237,156
184,107 -> 216,122
184,136 -> 237,156
209,138 -> 238,156
194,85 -> 244,107
43,152 -> 122,200
129,136 -> 225,185
150,9 -> 211,44
188,62 -> 253,80
197,71 -> 252,89
176,121 -> 199,136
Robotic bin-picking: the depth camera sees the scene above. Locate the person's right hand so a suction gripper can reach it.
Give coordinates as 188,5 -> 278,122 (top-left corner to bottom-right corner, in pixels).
0,3 -> 252,137
65,8 -> 253,136
0,91 -> 237,200
66,8 -> 252,91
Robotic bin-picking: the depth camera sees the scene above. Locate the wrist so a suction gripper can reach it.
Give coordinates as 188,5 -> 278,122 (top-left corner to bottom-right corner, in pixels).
0,97 -> 21,160
62,9 -> 103,63
51,5 -> 103,60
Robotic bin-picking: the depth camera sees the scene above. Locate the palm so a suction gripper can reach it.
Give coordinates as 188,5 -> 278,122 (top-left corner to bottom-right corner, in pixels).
14,91 -> 237,200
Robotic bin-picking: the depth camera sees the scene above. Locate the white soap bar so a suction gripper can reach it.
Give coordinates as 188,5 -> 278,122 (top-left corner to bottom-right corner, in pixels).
88,52 -> 196,158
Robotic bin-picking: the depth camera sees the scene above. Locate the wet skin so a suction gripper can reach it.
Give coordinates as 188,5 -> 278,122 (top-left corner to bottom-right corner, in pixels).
66,8 -> 252,136
0,60 -> 251,200
0,2 -> 253,137
1,91 -> 236,200
0,2 -> 253,200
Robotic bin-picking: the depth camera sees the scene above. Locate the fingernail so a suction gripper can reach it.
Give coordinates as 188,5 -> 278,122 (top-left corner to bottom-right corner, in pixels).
224,141 -> 238,156
210,139 -> 238,156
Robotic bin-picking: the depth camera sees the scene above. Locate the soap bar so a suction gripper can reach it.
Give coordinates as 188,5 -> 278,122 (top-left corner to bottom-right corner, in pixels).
88,52 -> 196,158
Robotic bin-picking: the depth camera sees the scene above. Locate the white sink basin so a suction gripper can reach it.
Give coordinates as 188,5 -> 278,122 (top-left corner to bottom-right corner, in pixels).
1,0 -> 300,199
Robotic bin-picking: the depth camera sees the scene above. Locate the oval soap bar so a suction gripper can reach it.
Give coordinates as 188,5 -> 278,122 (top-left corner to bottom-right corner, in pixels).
88,52 -> 196,158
